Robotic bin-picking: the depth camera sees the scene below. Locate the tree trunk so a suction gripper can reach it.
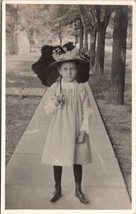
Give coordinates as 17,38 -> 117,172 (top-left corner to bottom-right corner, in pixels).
75,32 -> 78,46
108,6 -> 128,105
59,37 -> 62,45
80,19 -> 84,49
85,28 -> 88,50
96,25 -> 106,73
89,29 -> 97,69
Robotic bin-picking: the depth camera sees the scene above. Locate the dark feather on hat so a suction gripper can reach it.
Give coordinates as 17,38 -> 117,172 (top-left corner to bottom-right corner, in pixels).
32,45 -> 62,86
63,42 -> 75,51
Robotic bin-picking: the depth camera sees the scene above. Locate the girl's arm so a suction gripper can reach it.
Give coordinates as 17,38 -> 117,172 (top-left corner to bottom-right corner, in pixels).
79,84 -> 93,134
77,84 -> 93,144
43,83 -> 63,115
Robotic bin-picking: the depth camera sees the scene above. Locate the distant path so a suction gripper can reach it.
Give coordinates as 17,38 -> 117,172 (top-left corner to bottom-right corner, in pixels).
6,87 -> 46,96
6,53 -> 39,61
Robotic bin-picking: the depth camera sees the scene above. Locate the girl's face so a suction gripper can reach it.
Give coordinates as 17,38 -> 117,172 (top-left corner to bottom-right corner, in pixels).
58,61 -> 77,82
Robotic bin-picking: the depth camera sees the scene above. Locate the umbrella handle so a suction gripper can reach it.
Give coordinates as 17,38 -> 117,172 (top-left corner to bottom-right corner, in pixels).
56,75 -> 62,94
60,75 -> 62,94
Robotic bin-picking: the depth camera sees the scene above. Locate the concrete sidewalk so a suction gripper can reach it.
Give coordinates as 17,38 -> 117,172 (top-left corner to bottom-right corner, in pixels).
5,83 -> 131,210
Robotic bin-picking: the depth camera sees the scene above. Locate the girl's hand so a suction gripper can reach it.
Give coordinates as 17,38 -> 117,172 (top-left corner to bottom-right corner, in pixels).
55,94 -> 65,107
57,94 -> 65,103
76,131 -> 86,144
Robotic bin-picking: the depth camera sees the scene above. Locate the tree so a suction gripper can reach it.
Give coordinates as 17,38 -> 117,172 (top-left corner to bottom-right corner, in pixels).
15,4 -> 52,46
95,5 -> 113,73
108,6 -> 128,105
79,18 -> 84,48
6,4 -> 18,54
15,5 -> 77,46
78,5 -> 97,69
127,6 -> 132,48
45,5 -> 76,45
79,5 -> 113,72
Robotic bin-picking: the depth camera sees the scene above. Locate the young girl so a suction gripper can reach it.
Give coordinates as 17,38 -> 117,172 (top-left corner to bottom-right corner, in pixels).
41,47 -> 93,204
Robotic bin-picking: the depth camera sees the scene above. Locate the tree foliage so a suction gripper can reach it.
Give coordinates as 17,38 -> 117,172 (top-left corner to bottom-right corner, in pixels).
16,5 -> 51,45
43,5 -> 78,45
15,4 -> 79,46
7,4 -> 131,105
78,5 -> 113,71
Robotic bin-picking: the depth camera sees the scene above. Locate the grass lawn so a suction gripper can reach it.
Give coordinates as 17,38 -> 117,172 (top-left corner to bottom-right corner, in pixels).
6,57 -> 45,88
89,48 -> 132,198
6,49 -> 132,199
6,96 -> 41,164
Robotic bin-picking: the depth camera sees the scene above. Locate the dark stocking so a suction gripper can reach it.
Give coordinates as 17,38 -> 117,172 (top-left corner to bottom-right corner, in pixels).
53,165 -> 62,185
73,164 -> 82,184
50,166 -> 62,202
73,164 -> 89,204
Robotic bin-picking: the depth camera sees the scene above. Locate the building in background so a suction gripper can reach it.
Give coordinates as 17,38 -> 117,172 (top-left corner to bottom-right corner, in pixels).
6,4 -> 18,55
6,4 -> 30,55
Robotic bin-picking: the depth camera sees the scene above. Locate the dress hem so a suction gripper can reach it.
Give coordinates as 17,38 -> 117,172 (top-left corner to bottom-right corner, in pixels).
41,160 -> 93,166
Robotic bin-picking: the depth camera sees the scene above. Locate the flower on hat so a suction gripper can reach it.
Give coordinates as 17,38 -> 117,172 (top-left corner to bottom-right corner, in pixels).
52,48 -> 71,61
52,46 -> 89,63
79,49 -> 90,61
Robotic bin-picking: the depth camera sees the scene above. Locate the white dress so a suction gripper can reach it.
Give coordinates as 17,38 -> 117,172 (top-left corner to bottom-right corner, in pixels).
41,80 -> 93,166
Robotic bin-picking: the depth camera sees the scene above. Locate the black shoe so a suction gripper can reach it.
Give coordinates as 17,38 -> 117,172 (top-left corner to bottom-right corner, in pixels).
75,183 -> 89,204
50,185 -> 62,202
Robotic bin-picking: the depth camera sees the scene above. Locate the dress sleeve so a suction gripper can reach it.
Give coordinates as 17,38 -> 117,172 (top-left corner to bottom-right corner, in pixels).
79,84 -> 93,134
43,83 -> 61,115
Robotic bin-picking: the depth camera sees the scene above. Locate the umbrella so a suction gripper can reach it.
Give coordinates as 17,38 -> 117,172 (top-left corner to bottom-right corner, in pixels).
31,42 -> 90,88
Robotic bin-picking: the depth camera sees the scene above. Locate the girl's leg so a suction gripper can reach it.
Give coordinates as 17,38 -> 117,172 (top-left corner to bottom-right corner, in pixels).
73,164 -> 82,184
73,164 -> 89,204
53,165 -> 62,185
50,166 -> 62,202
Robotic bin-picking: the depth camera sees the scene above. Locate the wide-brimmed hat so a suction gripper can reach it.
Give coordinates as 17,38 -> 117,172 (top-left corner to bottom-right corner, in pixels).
32,42 -> 90,87
50,46 -> 90,66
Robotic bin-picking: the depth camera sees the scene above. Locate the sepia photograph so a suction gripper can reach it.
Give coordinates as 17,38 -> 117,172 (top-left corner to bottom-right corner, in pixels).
1,0 -> 135,213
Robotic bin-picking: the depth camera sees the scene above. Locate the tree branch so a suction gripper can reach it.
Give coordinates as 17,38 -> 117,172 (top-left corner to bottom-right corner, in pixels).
104,6 -> 112,28
88,5 -> 98,29
95,5 -> 101,25
78,5 -> 94,30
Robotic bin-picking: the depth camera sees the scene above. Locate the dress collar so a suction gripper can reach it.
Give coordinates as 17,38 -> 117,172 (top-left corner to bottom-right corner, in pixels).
61,79 -> 77,89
